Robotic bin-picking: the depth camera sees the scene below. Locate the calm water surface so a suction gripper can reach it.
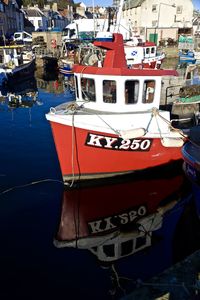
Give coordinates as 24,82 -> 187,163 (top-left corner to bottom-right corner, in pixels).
0,70 -> 200,300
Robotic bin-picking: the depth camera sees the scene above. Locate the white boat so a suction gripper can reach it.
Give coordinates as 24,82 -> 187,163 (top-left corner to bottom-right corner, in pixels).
0,45 -> 35,85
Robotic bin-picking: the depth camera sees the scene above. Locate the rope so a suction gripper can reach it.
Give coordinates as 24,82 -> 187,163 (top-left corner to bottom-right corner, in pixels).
153,108 -> 163,140
110,264 -> 126,296
95,114 -> 120,135
107,266 -> 200,298
0,178 -> 64,196
154,108 -> 187,139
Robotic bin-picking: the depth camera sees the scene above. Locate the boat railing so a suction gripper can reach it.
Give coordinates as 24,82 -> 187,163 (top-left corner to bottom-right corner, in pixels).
164,81 -> 200,106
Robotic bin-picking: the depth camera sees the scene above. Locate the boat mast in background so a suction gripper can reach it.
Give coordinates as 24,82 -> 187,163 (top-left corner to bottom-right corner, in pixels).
114,0 -> 124,33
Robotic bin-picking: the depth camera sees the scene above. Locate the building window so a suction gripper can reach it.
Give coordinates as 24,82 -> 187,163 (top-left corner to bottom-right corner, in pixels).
152,4 -> 157,12
176,6 -> 183,14
152,20 -> 157,27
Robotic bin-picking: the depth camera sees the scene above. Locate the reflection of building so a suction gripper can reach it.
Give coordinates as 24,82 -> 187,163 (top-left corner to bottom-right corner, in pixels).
35,68 -> 65,94
0,0 -> 23,39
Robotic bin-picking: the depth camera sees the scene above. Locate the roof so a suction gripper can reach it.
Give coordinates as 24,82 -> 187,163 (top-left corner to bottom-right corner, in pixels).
24,8 -> 44,17
123,0 -> 145,10
193,17 -> 200,26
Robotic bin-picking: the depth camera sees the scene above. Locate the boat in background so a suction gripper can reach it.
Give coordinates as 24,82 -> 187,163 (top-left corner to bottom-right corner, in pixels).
182,125 -> 200,186
54,161 -> 189,263
46,33 -> 189,186
178,35 -> 196,67
124,39 -> 165,69
59,32 -> 165,74
0,45 -> 35,86
182,126 -> 200,219
59,63 -> 73,76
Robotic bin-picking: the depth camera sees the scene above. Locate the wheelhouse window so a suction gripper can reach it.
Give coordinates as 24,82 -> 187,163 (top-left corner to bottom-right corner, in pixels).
103,244 -> 115,257
135,236 -> 148,249
121,240 -> 133,256
125,80 -> 139,104
75,75 -> 79,98
142,80 -> 155,103
145,48 -> 150,55
81,78 -> 96,101
103,80 -> 116,103
151,47 -> 155,54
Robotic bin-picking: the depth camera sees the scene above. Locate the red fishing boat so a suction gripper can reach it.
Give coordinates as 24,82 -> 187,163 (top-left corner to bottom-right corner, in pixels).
46,33 -> 186,186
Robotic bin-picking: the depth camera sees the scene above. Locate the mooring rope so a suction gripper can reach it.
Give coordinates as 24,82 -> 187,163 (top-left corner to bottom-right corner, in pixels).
0,178 -> 64,196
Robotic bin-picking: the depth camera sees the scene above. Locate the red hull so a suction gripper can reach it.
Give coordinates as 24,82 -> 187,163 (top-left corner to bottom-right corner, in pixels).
56,170 -> 184,242
50,122 -> 182,182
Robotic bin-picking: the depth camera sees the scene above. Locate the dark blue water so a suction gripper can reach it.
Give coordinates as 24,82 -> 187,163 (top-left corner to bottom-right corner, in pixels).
0,74 -> 200,300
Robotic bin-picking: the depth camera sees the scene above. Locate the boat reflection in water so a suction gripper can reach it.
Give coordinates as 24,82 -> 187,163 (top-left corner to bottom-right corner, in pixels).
54,161 -> 193,267
0,76 -> 42,109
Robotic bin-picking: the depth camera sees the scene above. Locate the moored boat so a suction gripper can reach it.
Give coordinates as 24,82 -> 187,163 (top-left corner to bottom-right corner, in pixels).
181,125 -> 200,185
0,45 -> 35,85
46,33 -> 188,186
178,35 -> 196,66
181,126 -> 200,221
59,64 -> 73,76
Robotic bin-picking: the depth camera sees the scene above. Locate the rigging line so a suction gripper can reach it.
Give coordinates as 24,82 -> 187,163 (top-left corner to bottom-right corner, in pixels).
155,112 -> 163,140
157,110 -> 187,139
0,178 -> 64,195
138,213 -> 161,237
111,264 -> 126,295
97,115 -> 119,134
74,107 -> 119,135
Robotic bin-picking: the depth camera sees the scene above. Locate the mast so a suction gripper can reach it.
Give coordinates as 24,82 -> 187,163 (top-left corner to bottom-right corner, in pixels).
114,0 -> 124,32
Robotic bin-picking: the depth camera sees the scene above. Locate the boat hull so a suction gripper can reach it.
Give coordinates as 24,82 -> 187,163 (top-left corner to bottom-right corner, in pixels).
6,59 -> 36,84
59,67 -> 73,76
49,121 -> 182,183
182,141 -> 200,185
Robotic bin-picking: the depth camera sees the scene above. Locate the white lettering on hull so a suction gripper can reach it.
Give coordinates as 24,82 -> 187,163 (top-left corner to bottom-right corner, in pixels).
88,205 -> 147,234
86,133 -> 152,151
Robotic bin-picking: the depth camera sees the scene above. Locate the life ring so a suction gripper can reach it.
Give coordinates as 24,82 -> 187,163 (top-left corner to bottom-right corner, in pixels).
51,39 -> 57,49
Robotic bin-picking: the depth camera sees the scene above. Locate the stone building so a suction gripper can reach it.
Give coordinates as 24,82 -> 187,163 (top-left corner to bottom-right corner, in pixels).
0,0 -> 23,38
121,0 -> 194,44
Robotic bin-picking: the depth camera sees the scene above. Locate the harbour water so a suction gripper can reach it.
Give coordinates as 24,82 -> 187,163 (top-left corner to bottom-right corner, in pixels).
0,69 -> 200,300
